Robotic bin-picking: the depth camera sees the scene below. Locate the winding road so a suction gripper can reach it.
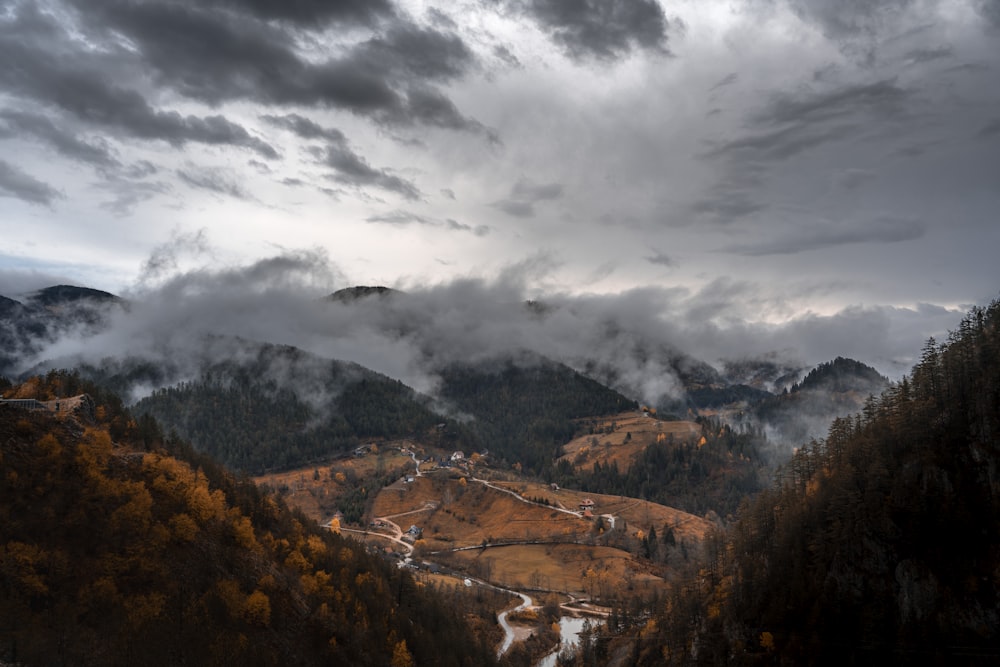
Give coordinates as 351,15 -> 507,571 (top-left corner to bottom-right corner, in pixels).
324,451 -> 611,658
496,590 -> 533,657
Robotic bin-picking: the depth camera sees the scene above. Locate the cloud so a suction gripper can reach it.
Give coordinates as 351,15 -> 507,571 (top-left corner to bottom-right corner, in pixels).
694,80 -> 910,223
710,73 -> 738,91
176,166 -> 256,201
724,216 -> 927,256
0,160 -> 62,206
980,118 -> 1000,137
511,0 -> 671,61
318,145 -> 421,200
365,210 -> 436,226
645,250 -> 676,267
0,9 -> 279,159
752,79 -> 909,127
261,113 -> 345,142
491,178 -> 563,218
265,112 -> 421,198
98,177 -> 171,217
365,211 -> 491,236
139,229 -> 213,285
8,249 -> 973,420
264,113 -> 426,196
446,219 -> 491,236
64,1 -> 480,131
903,46 -> 953,64
783,0 -> 925,42
0,109 -> 119,168
830,168 -> 874,191
491,199 -> 537,218
197,0 -> 395,27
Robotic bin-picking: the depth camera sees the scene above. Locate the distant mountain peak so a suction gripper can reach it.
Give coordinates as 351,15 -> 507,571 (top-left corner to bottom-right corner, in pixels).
327,285 -> 398,303
792,356 -> 888,394
28,284 -> 120,306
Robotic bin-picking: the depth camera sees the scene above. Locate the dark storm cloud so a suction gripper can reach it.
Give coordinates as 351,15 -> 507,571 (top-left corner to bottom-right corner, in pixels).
491,178 -> 563,218
509,0 -> 670,61
979,0 -> 1000,27
0,110 -> 119,169
198,0 -> 395,27
266,114 -> 422,198
67,1 -> 480,131
695,80 -> 909,223
706,123 -> 856,161
691,190 -> 767,222
0,45 -> 279,157
903,46 -> 953,64
980,118 -> 1000,137
0,160 -> 62,206
318,145 -> 421,199
0,6 -> 280,158
782,0 -> 921,41
261,114 -> 345,142
645,250 -> 676,267
176,166 -> 256,201
831,168 -> 875,191
753,80 -> 908,127
725,216 -> 926,256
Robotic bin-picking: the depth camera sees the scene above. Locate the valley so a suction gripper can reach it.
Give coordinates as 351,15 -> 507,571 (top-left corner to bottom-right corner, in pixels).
3,283 -> 997,665
254,413 -> 716,659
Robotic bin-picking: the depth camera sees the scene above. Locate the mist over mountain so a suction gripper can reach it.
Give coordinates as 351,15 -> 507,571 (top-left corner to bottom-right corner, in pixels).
753,358 -> 890,448
0,252 -> 958,407
0,253 -> 968,477
0,284 -> 124,376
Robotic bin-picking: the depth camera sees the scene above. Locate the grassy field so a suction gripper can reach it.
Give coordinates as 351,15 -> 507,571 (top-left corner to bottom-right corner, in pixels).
256,434 -> 715,607
375,475 -> 593,550
439,543 -> 666,600
486,479 -> 713,544
560,411 -> 701,472
253,444 -> 416,522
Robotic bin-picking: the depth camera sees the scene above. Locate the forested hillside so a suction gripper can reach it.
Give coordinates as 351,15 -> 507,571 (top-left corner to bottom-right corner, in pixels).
131,343 -> 472,472
554,418 -> 767,517
615,300 -> 1000,665
0,372 -> 496,666
437,355 -> 638,474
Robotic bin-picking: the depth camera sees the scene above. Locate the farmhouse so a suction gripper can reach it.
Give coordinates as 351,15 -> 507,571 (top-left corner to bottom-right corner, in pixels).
579,498 -> 596,511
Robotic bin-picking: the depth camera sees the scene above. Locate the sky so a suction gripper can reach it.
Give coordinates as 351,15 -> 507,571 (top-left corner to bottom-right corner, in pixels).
1,0 -> 999,382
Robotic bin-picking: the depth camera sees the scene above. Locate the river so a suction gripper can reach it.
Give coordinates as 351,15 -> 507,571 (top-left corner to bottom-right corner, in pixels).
536,616 -> 599,667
